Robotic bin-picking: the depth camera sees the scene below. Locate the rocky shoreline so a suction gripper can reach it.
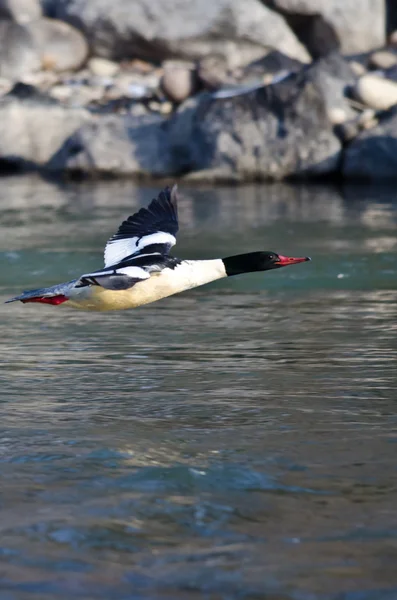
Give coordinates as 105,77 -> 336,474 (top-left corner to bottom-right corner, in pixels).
1,0 -> 397,181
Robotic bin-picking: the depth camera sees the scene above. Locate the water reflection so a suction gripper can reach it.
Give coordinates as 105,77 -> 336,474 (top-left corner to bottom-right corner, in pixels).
0,176 -> 397,599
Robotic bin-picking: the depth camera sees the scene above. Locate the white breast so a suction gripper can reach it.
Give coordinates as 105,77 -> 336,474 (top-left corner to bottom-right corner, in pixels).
67,259 -> 227,311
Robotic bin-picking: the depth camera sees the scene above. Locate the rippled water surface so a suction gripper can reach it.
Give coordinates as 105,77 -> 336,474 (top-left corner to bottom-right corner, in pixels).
1,176 -> 397,600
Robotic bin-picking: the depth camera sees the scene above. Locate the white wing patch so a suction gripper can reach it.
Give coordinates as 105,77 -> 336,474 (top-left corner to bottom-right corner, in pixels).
116,266 -> 150,279
80,266 -> 149,280
104,232 -> 176,268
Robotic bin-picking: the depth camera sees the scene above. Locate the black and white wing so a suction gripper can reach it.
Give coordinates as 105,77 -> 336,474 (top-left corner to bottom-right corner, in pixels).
104,185 -> 179,268
76,185 -> 179,291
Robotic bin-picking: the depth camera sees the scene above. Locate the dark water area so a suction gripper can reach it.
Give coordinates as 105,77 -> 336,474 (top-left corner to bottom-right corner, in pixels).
0,175 -> 397,600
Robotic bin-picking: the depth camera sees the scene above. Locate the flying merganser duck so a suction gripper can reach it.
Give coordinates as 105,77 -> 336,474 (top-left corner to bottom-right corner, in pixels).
6,185 -> 310,311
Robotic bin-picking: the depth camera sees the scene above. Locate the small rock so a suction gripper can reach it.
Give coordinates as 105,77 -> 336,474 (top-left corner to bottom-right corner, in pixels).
369,50 -> 397,70
354,73 -> 397,110
129,103 -> 148,117
126,83 -> 150,99
158,101 -> 173,115
25,17 -> 89,72
148,100 -> 162,112
49,84 -> 73,102
74,85 -> 105,106
349,61 -> 367,77
88,57 -> 119,77
161,61 -> 198,103
328,107 -> 348,125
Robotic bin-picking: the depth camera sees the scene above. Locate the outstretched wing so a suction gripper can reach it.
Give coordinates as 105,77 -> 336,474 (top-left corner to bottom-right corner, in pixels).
104,185 -> 179,268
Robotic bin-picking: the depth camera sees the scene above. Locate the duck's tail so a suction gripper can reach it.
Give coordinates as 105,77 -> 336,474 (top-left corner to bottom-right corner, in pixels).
5,280 -> 77,305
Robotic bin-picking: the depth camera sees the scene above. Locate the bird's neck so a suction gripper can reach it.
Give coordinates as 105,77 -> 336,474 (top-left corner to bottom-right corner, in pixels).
222,253 -> 268,276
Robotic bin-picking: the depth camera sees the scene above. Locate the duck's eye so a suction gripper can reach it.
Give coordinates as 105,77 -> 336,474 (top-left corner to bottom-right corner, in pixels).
268,254 -> 275,260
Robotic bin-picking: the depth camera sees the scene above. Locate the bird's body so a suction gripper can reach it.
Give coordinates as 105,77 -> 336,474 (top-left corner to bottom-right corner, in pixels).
6,186 -> 310,311
65,259 -> 226,311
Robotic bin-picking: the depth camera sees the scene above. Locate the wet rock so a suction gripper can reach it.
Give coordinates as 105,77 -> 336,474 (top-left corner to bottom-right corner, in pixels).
349,61 -> 367,77
343,108 -> 397,179
0,89 -> 90,168
354,73 -> 397,111
0,20 -> 41,79
161,61 -> 198,103
88,57 -> 119,77
0,0 -> 42,23
49,113 -> 173,176
368,50 -> 397,71
49,0 -> 310,66
25,17 -> 88,72
165,68 -> 341,182
267,0 -> 385,54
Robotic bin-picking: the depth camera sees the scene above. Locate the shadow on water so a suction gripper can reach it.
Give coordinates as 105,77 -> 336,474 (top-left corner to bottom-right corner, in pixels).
0,175 -> 397,599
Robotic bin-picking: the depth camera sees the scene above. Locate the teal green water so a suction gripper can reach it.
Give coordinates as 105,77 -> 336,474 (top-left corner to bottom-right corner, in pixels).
0,176 -> 397,599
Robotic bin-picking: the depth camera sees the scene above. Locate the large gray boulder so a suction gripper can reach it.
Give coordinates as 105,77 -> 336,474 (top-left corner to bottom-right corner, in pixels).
343,109 -> 397,179
0,85 -> 90,168
48,113 -> 173,176
165,78 -> 341,182
266,0 -> 385,55
46,0 -> 310,67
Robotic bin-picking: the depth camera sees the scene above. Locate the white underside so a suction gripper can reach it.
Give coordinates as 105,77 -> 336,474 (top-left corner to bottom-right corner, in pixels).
66,259 -> 227,311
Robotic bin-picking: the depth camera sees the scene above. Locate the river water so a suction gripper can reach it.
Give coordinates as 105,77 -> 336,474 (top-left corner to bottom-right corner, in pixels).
0,175 -> 396,600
